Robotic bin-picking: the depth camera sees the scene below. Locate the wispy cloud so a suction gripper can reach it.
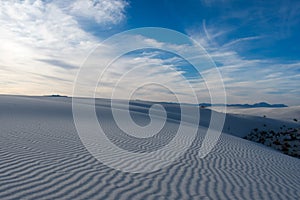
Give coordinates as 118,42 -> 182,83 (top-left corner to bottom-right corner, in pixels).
0,0 -> 127,95
222,36 -> 263,48
1,0 -> 299,106
0,1 -> 211,103
36,59 -> 78,70
67,0 -> 128,26
187,20 -> 300,105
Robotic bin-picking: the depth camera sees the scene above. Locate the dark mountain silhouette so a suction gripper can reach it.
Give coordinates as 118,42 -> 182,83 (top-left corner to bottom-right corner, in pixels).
199,102 -> 287,108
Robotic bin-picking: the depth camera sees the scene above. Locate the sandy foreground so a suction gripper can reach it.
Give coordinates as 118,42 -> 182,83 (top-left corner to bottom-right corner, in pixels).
0,95 -> 299,199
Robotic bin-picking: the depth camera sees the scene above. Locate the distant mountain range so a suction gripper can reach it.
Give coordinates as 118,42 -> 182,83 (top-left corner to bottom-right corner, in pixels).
199,102 -> 288,108
43,96 -> 288,108
44,94 -> 69,98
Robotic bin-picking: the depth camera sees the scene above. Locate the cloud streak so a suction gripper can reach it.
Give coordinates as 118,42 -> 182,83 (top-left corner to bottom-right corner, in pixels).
188,20 -> 300,105
0,0 -> 127,95
67,0 -> 128,26
36,59 -> 78,70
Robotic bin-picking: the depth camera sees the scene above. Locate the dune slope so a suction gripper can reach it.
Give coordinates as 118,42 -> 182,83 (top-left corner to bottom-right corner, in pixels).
0,96 -> 299,199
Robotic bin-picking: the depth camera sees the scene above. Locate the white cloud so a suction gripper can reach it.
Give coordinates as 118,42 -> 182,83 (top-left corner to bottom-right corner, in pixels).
73,34 -> 215,104
67,0 -> 128,26
0,0 -> 128,95
0,0 -> 211,104
221,36 -> 263,48
1,1 -> 299,106
0,1 -> 218,103
187,21 -> 300,105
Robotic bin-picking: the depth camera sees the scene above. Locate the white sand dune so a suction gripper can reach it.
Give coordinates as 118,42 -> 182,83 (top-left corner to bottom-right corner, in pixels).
0,95 -> 299,199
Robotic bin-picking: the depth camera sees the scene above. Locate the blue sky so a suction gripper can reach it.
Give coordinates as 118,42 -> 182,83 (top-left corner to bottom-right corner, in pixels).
0,0 -> 299,105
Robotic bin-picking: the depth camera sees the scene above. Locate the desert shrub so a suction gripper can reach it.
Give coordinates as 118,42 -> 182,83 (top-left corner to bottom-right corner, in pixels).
282,145 -> 289,152
273,140 -> 280,145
